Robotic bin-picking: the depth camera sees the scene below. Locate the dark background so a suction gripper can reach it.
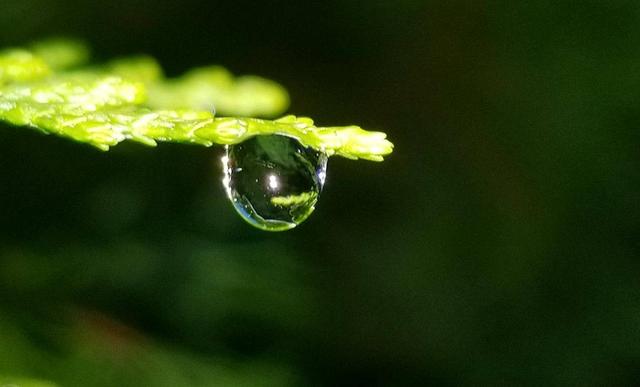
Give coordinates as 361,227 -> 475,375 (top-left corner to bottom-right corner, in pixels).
1,1 -> 639,386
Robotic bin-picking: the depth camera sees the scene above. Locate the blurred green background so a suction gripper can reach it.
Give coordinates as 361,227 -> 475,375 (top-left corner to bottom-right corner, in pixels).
1,1 -> 639,386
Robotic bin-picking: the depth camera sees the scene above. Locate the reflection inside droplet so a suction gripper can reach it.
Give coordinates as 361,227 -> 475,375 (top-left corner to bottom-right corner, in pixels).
222,135 -> 328,231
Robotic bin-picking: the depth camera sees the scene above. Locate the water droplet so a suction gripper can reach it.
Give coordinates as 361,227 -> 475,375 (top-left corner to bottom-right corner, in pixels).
222,135 -> 328,231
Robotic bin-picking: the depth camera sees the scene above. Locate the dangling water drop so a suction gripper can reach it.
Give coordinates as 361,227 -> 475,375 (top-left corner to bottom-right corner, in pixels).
222,135 -> 328,231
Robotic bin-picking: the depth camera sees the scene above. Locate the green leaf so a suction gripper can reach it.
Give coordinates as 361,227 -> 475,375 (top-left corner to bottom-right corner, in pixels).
0,50 -> 50,84
29,37 -> 90,70
0,39 -> 393,161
